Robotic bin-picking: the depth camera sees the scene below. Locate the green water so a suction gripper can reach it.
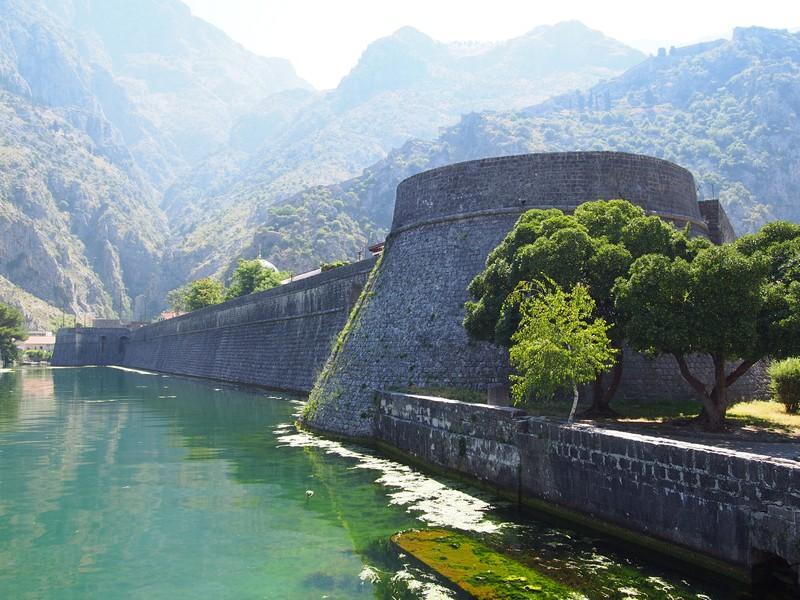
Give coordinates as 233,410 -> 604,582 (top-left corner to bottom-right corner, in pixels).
0,367 -> 745,599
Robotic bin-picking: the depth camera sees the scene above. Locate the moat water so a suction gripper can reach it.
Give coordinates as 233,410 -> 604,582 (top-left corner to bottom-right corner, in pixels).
0,367 -> 748,599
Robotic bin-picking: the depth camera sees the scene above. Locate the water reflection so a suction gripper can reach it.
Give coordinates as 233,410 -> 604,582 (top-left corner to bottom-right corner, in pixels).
0,368 -> 749,599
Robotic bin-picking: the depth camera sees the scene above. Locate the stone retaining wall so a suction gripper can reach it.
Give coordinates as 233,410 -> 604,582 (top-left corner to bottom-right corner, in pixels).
376,391 -> 800,576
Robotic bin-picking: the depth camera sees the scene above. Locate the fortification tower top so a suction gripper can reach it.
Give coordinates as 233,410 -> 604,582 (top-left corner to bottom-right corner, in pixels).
392,151 -> 705,235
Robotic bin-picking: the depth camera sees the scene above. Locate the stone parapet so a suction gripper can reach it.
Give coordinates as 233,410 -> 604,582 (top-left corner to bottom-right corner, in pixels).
376,391 -> 800,578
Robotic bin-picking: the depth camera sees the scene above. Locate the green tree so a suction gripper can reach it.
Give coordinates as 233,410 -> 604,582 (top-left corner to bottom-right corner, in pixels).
226,259 -> 286,300
0,303 -> 27,366
464,200 -> 705,415
166,285 -> 189,313
509,280 -> 616,421
320,260 -> 350,272
615,223 -> 800,431
184,278 -> 225,311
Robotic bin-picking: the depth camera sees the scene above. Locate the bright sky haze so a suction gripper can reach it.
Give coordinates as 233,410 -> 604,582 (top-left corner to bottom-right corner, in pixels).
184,0 -> 800,89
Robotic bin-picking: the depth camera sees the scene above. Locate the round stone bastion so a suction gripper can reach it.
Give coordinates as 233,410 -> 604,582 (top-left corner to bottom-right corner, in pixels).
306,152 -> 767,438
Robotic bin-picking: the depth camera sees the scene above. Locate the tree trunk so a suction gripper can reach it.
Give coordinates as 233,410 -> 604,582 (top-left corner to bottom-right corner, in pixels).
671,353 -> 756,433
696,401 -> 727,431
581,355 -> 624,418
568,382 -> 579,423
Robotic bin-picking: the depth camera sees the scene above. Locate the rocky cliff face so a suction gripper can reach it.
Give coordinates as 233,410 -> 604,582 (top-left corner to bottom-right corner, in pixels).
0,0 -> 166,321
0,0 -> 310,326
44,0 -> 311,165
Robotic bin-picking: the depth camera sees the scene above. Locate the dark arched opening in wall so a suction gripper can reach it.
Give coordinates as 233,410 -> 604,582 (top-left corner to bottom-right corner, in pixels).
118,336 -> 130,360
100,336 -> 107,356
750,551 -> 799,596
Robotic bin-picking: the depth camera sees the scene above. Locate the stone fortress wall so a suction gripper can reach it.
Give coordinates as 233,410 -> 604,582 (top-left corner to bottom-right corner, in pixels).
53,258 -> 376,392
52,327 -> 133,367
50,151 -> 787,579
305,152 -> 766,438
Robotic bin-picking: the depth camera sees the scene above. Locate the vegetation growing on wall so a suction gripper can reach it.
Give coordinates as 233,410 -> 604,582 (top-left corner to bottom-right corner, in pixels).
304,253 -> 383,421
320,260 -> 351,272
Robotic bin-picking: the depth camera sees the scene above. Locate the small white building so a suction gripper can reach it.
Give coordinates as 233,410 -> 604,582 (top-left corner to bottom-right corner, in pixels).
17,331 -> 56,353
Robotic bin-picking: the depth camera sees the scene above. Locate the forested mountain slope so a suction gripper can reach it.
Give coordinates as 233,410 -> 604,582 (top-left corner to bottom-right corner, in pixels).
241,27 -> 800,273
162,21 -> 645,285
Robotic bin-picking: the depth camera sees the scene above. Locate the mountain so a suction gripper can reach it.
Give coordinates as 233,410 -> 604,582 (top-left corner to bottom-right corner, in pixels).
0,0 -> 309,327
239,27 -> 800,272
0,0 -> 166,322
1,3 -> 647,325
161,21 -> 645,285
6,3 -> 798,329
43,0 -> 311,166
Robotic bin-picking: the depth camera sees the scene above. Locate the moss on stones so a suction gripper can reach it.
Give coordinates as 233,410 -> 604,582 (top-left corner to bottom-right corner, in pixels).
392,529 -> 582,599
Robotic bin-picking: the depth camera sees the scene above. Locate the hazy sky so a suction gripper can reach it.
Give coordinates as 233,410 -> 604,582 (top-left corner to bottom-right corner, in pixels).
184,0 -> 800,89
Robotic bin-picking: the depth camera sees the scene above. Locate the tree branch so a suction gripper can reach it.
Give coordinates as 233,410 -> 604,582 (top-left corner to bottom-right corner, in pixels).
672,353 -> 708,399
725,358 -> 757,388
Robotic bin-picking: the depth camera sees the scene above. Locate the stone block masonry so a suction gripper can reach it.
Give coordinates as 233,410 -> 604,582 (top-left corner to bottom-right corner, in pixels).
306,151 -> 767,439
52,258 -> 376,393
52,327 -> 132,366
377,391 -> 800,578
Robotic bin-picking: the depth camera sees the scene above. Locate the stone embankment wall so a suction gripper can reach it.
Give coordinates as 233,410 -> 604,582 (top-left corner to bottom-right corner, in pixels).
306,152 -> 767,438
52,258 -> 376,392
376,391 -> 800,575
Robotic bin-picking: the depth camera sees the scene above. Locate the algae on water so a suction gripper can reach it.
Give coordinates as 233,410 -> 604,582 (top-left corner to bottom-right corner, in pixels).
392,529 -> 585,599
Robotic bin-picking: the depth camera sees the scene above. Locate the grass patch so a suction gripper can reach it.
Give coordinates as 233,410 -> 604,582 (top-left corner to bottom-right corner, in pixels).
727,400 -> 800,436
392,529 -> 580,599
526,396 -> 800,437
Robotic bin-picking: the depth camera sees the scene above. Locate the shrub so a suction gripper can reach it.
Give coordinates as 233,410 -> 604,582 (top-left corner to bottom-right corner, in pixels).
768,358 -> 800,414
320,260 -> 350,272
24,349 -> 52,362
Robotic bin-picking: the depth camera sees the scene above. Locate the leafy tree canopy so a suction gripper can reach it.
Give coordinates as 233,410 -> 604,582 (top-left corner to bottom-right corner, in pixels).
184,278 -> 226,312
226,259 -> 287,300
166,285 -> 189,313
0,303 -> 27,366
464,199 -> 707,414
509,280 -> 616,421
615,221 -> 800,430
